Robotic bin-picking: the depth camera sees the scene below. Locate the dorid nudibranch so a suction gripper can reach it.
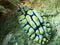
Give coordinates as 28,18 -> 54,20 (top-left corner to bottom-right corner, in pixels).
17,1 -> 52,45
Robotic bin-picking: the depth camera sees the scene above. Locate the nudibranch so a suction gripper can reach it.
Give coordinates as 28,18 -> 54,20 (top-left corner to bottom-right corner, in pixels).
17,1 -> 52,45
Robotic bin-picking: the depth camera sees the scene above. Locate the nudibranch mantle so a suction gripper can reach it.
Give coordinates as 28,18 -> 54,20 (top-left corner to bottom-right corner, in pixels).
17,3 -> 52,45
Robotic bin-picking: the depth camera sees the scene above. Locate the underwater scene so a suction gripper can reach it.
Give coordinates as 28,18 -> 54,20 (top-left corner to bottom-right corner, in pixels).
0,0 -> 60,45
